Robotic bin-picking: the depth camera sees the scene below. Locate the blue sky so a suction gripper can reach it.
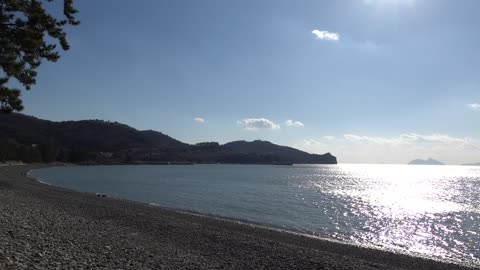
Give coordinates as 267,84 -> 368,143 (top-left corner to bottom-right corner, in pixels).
20,0 -> 480,164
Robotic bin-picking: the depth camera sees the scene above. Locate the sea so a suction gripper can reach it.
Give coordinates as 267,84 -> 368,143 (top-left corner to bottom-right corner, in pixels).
30,164 -> 480,266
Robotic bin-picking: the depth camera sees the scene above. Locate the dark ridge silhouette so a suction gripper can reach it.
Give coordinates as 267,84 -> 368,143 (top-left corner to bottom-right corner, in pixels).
408,158 -> 444,165
0,113 -> 186,151
224,140 -> 337,164
0,113 -> 337,165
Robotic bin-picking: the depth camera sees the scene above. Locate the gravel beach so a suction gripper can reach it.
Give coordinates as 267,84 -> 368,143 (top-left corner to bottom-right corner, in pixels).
0,165 -> 477,270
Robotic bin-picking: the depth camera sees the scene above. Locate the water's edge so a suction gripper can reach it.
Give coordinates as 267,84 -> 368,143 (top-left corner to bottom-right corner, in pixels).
26,166 -> 477,268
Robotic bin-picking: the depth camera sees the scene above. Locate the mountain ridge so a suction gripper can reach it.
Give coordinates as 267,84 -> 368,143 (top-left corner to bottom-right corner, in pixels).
0,113 -> 337,165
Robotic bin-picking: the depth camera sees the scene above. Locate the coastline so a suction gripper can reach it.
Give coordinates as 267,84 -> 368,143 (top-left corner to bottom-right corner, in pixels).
1,165 -> 477,269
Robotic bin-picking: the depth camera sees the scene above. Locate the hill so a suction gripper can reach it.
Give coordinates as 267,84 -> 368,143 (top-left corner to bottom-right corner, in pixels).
408,158 -> 444,165
0,113 -> 185,152
0,113 -> 337,165
224,140 -> 336,164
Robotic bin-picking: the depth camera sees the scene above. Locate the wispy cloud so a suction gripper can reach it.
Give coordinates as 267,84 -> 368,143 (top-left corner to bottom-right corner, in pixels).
194,117 -> 205,123
285,120 -> 304,127
237,118 -> 280,130
357,40 -> 381,51
323,136 -> 335,140
344,134 -> 404,145
344,133 -> 474,146
311,30 -> 339,41
302,139 -> 324,146
467,103 -> 480,110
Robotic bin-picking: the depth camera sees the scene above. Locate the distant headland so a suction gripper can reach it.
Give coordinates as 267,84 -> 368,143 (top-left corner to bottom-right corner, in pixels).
408,158 -> 444,165
0,113 -> 337,165
462,162 -> 480,166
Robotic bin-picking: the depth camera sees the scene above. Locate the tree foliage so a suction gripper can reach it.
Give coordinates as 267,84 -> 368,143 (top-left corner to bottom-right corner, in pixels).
0,0 -> 79,112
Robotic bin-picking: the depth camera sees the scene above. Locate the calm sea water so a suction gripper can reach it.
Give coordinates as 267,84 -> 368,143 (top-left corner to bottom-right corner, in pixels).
31,164 -> 480,266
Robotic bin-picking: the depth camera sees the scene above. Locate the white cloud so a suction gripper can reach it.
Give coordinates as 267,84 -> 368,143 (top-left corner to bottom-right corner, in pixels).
237,118 -> 280,130
323,136 -> 335,140
311,30 -> 339,41
467,103 -> 480,110
194,117 -> 205,123
285,120 -> 304,127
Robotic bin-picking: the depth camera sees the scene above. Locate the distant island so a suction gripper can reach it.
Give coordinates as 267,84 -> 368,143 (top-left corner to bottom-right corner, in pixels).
0,113 -> 337,165
462,162 -> 480,166
408,158 -> 444,165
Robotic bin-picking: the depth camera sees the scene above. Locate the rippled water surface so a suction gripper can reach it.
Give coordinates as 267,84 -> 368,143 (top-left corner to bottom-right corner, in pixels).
31,164 -> 480,266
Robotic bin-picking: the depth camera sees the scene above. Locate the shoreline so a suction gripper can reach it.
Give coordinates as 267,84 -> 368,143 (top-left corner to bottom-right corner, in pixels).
1,165 -> 478,269
26,164 -> 477,266
27,166 -> 360,249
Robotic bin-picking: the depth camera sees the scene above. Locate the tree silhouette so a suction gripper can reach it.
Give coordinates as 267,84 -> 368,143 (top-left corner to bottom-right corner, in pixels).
0,0 -> 79,112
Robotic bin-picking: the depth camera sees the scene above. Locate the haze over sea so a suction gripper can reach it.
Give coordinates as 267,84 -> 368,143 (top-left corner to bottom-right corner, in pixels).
31,164 -> 480,266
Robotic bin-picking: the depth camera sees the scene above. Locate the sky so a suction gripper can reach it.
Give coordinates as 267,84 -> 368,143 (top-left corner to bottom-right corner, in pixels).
19,0 -> 480,164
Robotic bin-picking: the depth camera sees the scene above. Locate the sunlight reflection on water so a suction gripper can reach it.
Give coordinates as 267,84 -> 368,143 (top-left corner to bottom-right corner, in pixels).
298,164 -> 480,265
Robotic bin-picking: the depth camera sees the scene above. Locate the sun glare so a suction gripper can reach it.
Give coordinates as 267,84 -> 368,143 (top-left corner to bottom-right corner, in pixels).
363,0 -> 416,7
329,164 -> 473,214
